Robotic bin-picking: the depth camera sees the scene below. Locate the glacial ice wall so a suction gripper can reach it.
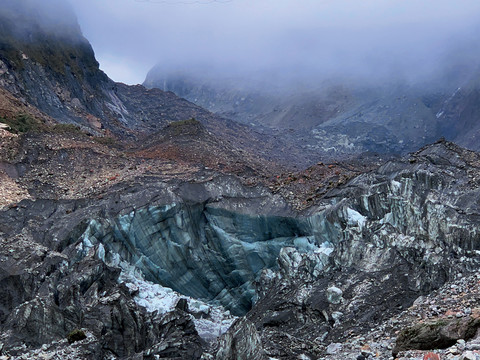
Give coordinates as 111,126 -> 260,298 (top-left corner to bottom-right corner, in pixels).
77,202 -> 319,315
77,143 -> 480,318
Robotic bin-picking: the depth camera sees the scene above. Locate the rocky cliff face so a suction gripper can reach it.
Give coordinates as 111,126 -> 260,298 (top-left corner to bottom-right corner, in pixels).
0,0 -> 116,133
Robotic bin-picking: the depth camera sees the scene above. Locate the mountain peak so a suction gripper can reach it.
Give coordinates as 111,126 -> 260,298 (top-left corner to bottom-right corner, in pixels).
0,0 -> 93,73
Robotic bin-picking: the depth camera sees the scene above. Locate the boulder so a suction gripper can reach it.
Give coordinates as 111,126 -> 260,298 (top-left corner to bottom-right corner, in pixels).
393,315 -> 480,356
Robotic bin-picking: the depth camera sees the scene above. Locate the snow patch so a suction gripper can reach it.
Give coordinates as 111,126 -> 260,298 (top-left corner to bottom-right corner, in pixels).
315,241 -> 334,256
380,212 -> 394,225
346,208 -> 366,228
390,180 -> 402,193
361,195 -> 370,212
115,260 -> 236,342
97,243 -> 105,262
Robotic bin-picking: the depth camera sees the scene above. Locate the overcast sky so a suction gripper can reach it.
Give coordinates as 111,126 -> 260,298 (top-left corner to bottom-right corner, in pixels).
69,0 -> 480,85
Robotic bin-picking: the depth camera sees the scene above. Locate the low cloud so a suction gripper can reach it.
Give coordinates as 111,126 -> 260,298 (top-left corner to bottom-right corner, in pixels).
69,0 -> 480,86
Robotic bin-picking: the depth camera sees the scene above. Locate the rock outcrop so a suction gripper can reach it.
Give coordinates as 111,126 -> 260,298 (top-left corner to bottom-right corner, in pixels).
393,315 -> 480,356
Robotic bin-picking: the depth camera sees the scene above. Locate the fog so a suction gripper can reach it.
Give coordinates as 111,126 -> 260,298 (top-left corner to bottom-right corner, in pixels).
1,0 -> 81,39
69,0 -> 480,87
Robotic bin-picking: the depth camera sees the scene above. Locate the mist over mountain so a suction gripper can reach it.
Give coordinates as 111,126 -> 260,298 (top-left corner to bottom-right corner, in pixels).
71,0 -> 480,86
140,1 -> 480,157
0,0 -> 98,74
1,0 -> 79,35
144,48 -> 480,157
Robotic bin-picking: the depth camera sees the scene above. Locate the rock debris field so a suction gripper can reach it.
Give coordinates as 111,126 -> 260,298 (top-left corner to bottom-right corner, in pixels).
320,272 -> 480,360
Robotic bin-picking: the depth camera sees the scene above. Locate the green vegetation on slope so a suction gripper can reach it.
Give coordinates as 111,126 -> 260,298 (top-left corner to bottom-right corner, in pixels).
0,113 -> 44,134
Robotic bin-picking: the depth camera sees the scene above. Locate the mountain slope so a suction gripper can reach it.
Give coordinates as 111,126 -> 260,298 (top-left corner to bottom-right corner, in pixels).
145,65 -> 480,157
0,0 -> 118,134
0,1 -> 318,170
135,118 -> 281,178
143,66 -> 356,130
436,73 -> 480,149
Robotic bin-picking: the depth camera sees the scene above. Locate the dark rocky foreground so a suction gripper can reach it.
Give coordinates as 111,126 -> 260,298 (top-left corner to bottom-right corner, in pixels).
1,140 -> 480,359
